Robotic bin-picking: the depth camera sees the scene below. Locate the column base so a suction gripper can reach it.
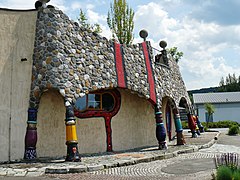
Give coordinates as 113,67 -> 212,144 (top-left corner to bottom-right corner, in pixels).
66,143 -> 81,162
176,132 -> 186,145
24,147 -> 37,160
191,131 -> 198,138
199,127 -> 204,133
159,142 -> 168,150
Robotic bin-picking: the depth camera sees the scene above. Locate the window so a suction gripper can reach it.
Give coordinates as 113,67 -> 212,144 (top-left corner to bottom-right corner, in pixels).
75,92 -> 115,112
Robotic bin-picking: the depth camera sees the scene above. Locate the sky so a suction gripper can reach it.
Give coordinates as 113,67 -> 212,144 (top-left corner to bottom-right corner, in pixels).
0,0 -> 240,90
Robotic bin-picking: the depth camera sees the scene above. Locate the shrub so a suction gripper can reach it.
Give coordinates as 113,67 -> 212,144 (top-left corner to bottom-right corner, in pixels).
228,125 -> 240,135
181,120 -> 240,129
233,170 -> 240,180
216,166 -> 233,180
181,121 -> 188,129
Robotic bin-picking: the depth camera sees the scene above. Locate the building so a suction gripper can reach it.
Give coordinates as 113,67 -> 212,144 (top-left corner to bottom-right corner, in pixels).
0,2 -> 194,162
193,92 -> 240,123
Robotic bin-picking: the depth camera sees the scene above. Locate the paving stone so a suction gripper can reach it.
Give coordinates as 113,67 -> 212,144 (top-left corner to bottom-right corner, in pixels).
45,168 -> 68,174
28,167 -> 38,172
6,169 -> 16,176
87,165 -> 104,172
69,165 -> 87,173
0,171 -> 7,176
13,170 -> 27,177
26,171 -> 44,177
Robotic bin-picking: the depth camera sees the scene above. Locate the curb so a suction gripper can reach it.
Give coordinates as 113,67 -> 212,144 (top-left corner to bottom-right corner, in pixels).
45,132 -> 221,174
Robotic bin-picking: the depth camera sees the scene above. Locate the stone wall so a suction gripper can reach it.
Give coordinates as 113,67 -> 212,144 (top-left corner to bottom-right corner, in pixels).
30,7 -> 191,109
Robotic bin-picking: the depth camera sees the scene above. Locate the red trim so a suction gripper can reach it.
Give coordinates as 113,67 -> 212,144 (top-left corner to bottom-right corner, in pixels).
74,89 -> 121,152
142,42 -> 157,105
114,42 -> 127,88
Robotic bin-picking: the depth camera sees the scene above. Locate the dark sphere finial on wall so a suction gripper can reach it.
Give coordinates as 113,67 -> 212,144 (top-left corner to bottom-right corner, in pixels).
35,1 -> 42,9
159,40 -> 167,49
139,29 -> 148,41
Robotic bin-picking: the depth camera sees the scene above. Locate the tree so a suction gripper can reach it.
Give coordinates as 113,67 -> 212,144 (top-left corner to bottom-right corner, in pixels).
218,73 -> 240,92
167,47 -> 183,63
204,103 -> 215,127
78,9 -> 102,34
107,0 -> 134,45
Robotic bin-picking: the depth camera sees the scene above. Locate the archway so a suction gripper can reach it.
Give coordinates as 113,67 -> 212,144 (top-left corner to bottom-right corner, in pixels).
161,97 -> 176,141
179,97 -> 198,138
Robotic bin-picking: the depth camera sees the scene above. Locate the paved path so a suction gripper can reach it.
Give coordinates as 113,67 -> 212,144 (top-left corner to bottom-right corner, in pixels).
49,129 -> 240,180
1,129 -> 239,180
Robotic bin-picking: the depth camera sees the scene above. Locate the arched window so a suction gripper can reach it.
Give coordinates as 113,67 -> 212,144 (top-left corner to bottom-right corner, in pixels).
74,89 -> 121,118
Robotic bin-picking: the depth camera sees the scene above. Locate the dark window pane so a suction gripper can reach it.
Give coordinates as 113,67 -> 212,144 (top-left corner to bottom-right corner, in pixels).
75,96 -> 87,111
102,93 -> 114,111
88,94 -> 101,109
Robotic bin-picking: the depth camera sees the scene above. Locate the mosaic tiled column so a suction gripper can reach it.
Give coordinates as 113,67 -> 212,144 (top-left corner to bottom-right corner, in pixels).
187,113 -> 198,138
173,109 -> 185,145
65,105 -> 80,162
155,108 -> 167,150
196,115 -> 204,133
24,108 -> 38,160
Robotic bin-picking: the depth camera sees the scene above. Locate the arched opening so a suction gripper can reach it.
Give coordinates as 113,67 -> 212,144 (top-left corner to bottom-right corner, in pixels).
179,97 -> 189,121
162,97 -> 176,141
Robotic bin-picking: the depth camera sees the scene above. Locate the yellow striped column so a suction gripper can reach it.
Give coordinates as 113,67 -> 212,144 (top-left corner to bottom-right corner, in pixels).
65,105 -> 80,162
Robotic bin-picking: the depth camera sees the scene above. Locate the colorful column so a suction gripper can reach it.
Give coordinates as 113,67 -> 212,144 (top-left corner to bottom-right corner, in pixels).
65,105 -> 81,162
187,113 -> 198,138
196,115 -> 204,133
173,109 -> 185,145
24,108 -> 38,160
155,108 -> 167,150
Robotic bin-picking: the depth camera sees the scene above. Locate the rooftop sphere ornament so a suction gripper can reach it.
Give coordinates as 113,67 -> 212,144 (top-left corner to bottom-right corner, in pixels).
40,0 -> 50,8
139,29 -> 148,41
159,40 -> 167,49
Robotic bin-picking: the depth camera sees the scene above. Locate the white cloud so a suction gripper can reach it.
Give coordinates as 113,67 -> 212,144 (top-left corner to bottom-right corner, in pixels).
134,2 -> 240,90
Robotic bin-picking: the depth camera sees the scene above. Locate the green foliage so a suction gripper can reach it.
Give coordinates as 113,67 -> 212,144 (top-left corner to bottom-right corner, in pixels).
216,166 -> 233,180
204,103 -> 215,115
107,0 -> 134,44
78,9 -> 102,34
204,103 -> 215,126
181,120 -> 240,129
233,170 -> 240,180
181,121 -> 188,129
215,165 -> 240,180
202,120 -> 239,128
228,125 -> 240,135
218,73 -> 240,92
167,47 -> 183,63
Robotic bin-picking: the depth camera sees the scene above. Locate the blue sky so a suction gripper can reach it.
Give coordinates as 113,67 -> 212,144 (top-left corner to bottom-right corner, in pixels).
1,0 -> 240,90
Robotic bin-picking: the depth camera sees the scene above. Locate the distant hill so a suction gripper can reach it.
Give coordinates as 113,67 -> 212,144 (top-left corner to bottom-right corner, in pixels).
188,87 -> 218,95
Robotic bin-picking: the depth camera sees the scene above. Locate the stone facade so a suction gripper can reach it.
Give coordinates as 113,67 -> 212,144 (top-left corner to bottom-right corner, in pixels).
0,5 -> 193,162
30,7 -> 191,109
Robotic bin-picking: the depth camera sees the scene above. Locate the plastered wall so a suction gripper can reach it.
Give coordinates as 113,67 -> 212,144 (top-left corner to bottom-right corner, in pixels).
112,89 -> 156,151
36,89 -> 157,157
0,9 -> 37,162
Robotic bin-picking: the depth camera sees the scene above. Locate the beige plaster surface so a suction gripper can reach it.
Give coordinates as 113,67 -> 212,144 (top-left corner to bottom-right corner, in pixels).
0,9 -> 37,162
112,89 -> 157,151
37,90 -> 106,157
36,89 -> 160,157
37,90 -> 66,158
